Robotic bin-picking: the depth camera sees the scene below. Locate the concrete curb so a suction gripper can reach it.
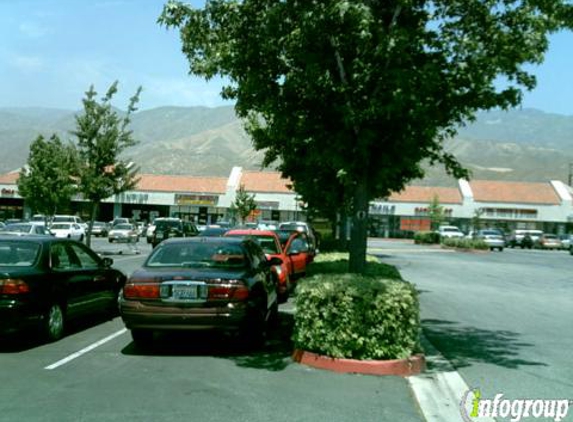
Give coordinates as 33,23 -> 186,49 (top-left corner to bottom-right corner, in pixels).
292,349 -> 426,377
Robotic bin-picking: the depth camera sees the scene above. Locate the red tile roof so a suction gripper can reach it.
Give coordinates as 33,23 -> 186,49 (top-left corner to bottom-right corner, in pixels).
388,186 -> 463,204
240,171 -> 293,194
136,174 -> 227,194
470,180 -> 560,205
0,172 -> 19,184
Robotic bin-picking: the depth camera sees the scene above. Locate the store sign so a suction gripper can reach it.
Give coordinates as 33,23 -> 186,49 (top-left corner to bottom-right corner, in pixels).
175,194 -> 219,206
121,193 -> 149,204
369,203 -> 396,215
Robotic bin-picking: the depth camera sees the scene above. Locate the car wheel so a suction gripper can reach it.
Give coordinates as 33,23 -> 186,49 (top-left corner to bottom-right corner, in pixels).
109,239 -> 113,243
131,329 -> 154,348
498,247 -> 504,252
79,234 -> 84,242
42,303 -> 65,342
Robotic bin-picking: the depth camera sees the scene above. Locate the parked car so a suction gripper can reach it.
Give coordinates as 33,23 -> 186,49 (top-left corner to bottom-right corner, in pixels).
49,223 -> 86,241
52,215 -> 87,230
111,217 -> 130,227
197,226 -> 229,237
225,229 -> 292,302
1,222 -> 50,236
468,229 -> 505,251
0,236 -> 126,342
108,223 -> 139,243
438,225 -> 465,239
559,234 -> 571,250
273,229 -> 314,280
151,218 -> 199,248
534,233 -> 562,250
89,221 -> 110,237
120,237 -> 281,348
508,229 -> 543,248
277,221 -> 319,254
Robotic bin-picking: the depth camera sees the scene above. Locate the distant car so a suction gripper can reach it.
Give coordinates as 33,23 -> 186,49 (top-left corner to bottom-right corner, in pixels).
108,223 -> 139,243
49,223 -> 85,241
89,221 -> 110,237
277,221 -> 319,255
0,236 -> 126,342
151,218 -> 199,248
111,217 -> 130,227
468,229 -> 504,251
535,233 -> 561,250
197,226 -> 229,237
559,234 -> 571,250
508,229 -> 543,248
120,237 -> 281,348
52,215 -> 87,230
1,222 -> 50,236
438,225 -> 465,239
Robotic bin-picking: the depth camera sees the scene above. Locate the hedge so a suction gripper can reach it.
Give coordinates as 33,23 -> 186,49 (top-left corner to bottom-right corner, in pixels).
414,231 -> 440,244
441,237 -> 489,250
293,254 -> 420,360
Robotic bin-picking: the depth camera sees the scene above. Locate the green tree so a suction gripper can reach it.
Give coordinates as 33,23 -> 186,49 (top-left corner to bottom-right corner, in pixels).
471,208 -> 484,233
428,194 -> 444,231
159,0 -> 573,273
233,184 -> 257,224
72,82 -> 142,246
17,134 -> 77,222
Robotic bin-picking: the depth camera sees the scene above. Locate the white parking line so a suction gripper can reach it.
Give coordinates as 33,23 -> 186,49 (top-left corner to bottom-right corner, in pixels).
44,328 -> 127,370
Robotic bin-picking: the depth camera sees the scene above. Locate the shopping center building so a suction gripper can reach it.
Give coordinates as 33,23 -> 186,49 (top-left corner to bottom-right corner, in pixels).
2,167 -> 573,235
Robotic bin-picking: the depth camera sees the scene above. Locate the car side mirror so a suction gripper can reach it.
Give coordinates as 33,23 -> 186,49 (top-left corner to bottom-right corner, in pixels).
102,257 -> 113,268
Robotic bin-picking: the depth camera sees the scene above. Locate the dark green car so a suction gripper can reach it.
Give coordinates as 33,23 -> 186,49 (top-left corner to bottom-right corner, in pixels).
151,218 -> 199,248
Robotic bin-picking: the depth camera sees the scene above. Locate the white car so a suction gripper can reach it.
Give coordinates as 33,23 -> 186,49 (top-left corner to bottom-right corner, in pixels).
49,223 -> 85,241
468,229 -> 505,251
438,225 -> 465,239
108,223 -> 139,243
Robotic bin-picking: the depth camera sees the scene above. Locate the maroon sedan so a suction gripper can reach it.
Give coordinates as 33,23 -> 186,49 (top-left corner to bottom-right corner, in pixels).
120,236 -> 281,348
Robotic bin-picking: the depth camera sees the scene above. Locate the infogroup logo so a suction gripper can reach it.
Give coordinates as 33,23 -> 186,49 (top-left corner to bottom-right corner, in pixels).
460,388 -> 571,422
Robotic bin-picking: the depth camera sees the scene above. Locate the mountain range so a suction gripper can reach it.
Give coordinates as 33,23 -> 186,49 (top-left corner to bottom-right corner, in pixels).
1,106 -> 573,186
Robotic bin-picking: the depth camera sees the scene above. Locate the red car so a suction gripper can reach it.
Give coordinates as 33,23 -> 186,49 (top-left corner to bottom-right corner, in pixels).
225,229 -> 314,299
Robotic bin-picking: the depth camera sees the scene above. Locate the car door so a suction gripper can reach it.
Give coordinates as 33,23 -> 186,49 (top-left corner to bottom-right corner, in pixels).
284,233 -> 310,280
49,242 -> 95,319
244,242 -> 276,313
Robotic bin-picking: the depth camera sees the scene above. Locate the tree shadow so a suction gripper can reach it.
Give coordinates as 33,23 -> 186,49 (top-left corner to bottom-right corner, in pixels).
422,319 -> 547,370
121,312 -> 295,372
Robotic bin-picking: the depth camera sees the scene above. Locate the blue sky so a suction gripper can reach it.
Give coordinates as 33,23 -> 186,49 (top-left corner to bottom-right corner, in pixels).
1,0 -> 573,115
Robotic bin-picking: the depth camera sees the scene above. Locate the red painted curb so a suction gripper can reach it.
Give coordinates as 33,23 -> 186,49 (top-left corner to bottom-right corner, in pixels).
292,350 -> 426,377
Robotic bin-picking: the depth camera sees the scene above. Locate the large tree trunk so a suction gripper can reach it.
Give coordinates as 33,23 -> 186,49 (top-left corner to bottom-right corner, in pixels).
348,176 -> 369,274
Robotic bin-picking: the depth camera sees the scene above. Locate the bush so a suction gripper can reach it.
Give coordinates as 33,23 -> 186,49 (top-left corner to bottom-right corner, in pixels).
305,253 -> 402,280
293,273 -> 420,360
414,231 -> 440,244
441,237 -> 489,250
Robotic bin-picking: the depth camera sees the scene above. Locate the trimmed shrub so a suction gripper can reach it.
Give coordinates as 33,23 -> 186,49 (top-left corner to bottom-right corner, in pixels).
441,237 -> 489,250
305,253 -> 402,280
414,231 -> 440,244
293,273 -> 420,360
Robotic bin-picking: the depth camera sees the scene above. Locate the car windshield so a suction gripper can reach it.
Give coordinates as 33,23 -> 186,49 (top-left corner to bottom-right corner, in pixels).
279,223 -> 306,232
4,224 -> 32,233
51,223 -> 71,230
481,230 -> 501,236
0,241 -> 41,266
114,224 -> 132,230
53,217 -> 74,223
146,242 -> 247,268
544,234 -> 557,239
442,227 -> 460,232
155,220 -> 181,230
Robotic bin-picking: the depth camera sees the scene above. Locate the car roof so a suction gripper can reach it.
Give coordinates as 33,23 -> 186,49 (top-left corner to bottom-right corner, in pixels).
161,236 -> 245,245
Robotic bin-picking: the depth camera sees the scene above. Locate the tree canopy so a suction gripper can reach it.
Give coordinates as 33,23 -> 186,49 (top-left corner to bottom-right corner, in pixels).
72,82 -> 142,246
159,0 -> 573,272
17,134 -> 77,220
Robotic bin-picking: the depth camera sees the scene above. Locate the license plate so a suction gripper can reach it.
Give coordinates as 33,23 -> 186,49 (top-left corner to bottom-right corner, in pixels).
172,285 -> 198,300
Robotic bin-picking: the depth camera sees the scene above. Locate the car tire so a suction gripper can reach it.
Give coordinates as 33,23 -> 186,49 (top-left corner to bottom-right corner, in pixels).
267,300 -> 280,329
79,234 -> 84,242
41,303 -> 65,342
239,299 -> 266,350
109,239 -> 113,243
131,329 -> 154,348
498,247 -> 504,252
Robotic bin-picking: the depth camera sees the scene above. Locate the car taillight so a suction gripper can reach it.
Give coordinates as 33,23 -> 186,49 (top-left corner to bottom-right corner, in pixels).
0,279 -> 30,295
123,280 -> 161,299
208,280 -> 249,301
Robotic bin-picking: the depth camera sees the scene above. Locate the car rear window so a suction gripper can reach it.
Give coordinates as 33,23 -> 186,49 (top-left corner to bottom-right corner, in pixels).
155,220 -> 181,230
146,242 -> 247,268
0,241 -> 41,266
51,223 -> 71,230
